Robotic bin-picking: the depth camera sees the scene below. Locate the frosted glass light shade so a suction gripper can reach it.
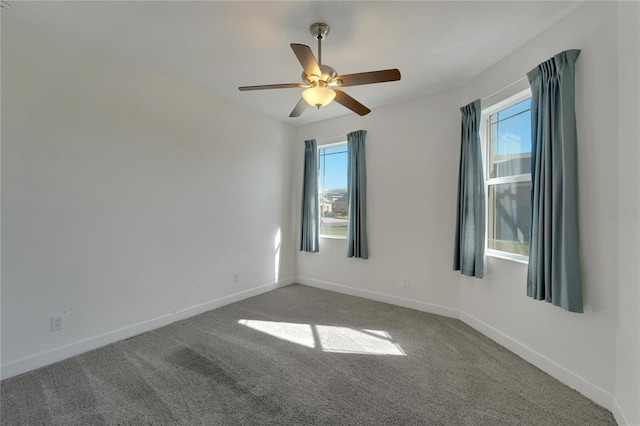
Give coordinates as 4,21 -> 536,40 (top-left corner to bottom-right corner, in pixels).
302,86 -> 336,108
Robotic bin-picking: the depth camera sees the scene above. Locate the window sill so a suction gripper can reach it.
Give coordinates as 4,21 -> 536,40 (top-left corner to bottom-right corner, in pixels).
486,250 -> 529,264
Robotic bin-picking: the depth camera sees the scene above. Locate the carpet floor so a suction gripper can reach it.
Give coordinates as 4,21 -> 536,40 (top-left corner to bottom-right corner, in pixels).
1,284 -> 616,425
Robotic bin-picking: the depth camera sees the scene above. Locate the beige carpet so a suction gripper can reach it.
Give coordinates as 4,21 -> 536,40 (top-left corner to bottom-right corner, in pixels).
1,284 -> 615,425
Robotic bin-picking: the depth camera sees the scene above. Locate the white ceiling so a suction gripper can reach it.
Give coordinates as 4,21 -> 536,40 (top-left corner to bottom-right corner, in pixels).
2,1 -> 581,126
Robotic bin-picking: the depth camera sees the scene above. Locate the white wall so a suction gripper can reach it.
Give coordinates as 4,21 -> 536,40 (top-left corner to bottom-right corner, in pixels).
294,2 -> 638,424
458,0 -> 619,410
294,90 -> 461,318
1,19 -> 297,378
615,2 -> 640,425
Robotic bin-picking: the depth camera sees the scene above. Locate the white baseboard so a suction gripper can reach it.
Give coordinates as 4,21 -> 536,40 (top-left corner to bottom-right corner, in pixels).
612,396 -> 632,426
296,276 -> 459,319
0,277 -> 294,380
459,311 -> 614,412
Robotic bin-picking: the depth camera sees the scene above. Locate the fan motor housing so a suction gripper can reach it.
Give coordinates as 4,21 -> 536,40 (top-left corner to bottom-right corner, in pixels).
302,65 -> 337,85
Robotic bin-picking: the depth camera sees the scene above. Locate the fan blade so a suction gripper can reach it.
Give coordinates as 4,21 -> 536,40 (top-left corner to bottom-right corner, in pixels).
238,83 -> 304,91
290,43 -> 322,77
333,90 -> 371,116
289,98 -> 308,118
334,69 -> 401,87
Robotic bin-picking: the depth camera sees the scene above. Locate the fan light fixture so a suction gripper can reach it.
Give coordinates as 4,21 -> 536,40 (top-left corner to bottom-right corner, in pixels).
302,84 -> 335,108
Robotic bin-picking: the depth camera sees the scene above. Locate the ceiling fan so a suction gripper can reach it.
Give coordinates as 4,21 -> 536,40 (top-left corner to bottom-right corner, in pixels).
238,23 -> 401,118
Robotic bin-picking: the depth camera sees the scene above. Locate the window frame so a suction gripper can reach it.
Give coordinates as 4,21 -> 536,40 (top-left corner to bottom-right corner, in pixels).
317,139 -> 349,240
480,88 -> 532,264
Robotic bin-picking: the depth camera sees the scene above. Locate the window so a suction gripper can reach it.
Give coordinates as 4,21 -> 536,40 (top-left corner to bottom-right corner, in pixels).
318,142 -> 348,238
481,90 -> 532,261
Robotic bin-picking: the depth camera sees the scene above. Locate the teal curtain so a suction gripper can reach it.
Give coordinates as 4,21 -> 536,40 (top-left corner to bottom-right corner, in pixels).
300,139 -> 319,252
453,99 -> 485,278
527,49 -> 582,312
347,130 -> 368,259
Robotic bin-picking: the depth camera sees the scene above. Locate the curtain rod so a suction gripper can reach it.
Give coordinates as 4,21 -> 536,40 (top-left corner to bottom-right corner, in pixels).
481,76 -> 528,103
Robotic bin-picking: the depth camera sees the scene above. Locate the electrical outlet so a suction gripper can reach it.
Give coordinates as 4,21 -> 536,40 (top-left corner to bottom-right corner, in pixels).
50,316 -> 64,331
233,273 -> 240,283
403,278 -> 410,288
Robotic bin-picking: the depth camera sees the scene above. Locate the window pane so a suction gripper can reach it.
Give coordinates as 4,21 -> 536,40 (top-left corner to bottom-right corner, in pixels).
487,182 -> 531,256
488,99 -> 532,178
496,98 -> 531,122
318,144 -> 348,237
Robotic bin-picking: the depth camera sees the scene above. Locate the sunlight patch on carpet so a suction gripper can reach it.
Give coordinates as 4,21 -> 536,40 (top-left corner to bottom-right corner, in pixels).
316,326 -> 405,355
238,320 -> 405,356
239,319 -> 315,348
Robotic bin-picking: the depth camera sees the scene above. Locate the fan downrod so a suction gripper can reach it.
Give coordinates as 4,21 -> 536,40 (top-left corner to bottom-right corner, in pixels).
310,22 -> 329,65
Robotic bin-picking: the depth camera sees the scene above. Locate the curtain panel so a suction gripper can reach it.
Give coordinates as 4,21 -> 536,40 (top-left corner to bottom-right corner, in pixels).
347,130 -> 368,259
453,99 -> 485,278
527,49 -> 583,313
300,139 -> 319,252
